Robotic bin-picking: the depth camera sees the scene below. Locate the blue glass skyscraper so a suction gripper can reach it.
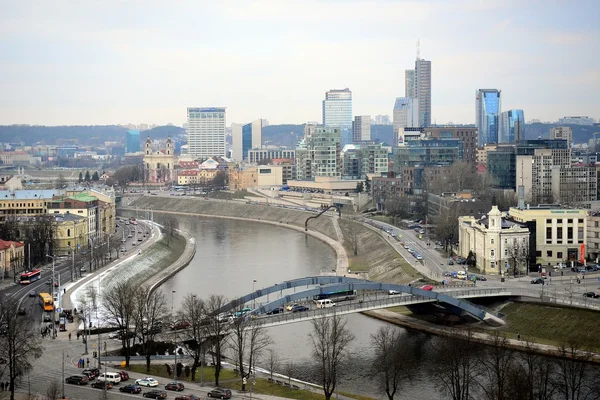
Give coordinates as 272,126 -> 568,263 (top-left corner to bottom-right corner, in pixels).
476,89 -> 501,146
499,109 -> 524,143
323,88 -> 352,147
126,130 -> 140,153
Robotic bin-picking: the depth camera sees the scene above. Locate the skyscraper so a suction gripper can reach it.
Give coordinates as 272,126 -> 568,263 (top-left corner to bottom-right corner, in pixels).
232,119 -> 264,161
393,97 -> 419,145
187,107 -> 226,159
415,59 -> 431,127
126,130 -> 140,153
404,69 -> 415,98
352,116 -> 371,142
499,110 -> 524,143
322,88 -> 352,146
476,89 -> 501,146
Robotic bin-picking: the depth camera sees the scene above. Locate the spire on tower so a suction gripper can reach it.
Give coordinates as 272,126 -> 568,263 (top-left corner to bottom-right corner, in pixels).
416,38 -> 420,60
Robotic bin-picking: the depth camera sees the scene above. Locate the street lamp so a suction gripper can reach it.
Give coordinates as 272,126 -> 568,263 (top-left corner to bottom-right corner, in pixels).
171,290 -> 176,315
46,254 -> 56,339
252,280 -> 257,309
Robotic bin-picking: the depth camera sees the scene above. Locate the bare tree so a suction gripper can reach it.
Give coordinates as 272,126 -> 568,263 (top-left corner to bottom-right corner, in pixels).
181,293 -> 208,381
101,281 -> 137,367
54,174 -> 68,190
204,294 -> 229,386
162,216 -> 178,247
554,340 -> 593,400
133,287 -> 167,372
45,379 -> 60,400
0,297 -> 44,400
308,314 -> 355,400
344,226 -> 359,256
429,329 -> 481,400
477,331 -> 515,400
370,326 -> 420,400
247,319 -> 272,386
434,208 -> 461,253
265,348 -> 279,381
514,338 -> 556,400
505,238 -> 530,277
284,360 -> 296,387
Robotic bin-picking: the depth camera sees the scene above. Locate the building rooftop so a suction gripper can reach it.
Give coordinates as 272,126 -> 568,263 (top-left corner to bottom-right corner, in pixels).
68,193 -> 98,203
0,190 -> 59,200
54,213 -> 85,223
0,239 -> 24,250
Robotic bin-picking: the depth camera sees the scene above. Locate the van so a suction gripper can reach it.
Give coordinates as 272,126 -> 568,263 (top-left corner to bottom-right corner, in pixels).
314,299 -> 336,309
97,372 -> 121,384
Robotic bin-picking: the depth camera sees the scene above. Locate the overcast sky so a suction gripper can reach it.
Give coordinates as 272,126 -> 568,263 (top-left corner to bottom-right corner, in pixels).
1,0 -> 598,127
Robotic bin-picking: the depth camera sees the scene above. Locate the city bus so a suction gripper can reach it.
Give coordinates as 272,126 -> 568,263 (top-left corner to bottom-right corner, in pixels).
313,289 -> 357,302
19,269 -> 41,284
39,293 -> 54,312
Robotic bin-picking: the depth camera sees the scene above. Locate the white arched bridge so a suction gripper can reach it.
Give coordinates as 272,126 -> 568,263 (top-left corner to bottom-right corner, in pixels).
215,276 -> 507,327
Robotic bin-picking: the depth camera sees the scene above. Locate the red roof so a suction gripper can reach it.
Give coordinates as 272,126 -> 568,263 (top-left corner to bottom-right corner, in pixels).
179,161 -> 200,168
179,170 -> 198,176
0,239 -> 24,250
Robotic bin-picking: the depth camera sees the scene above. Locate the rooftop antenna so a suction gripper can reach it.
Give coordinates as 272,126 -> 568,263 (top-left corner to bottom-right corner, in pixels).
416,38 -> 421,60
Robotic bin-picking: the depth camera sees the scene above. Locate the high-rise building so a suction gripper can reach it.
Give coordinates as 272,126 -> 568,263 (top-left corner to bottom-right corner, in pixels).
231,119 -> 264,161
404,69 -> 415,98
393,97 -> 419,145
550,126 -> 573,148
126,130 -> 140,153
187,107 -> 227,159
341,143 -> 389,179
415,59 -> 432,127
295,127 -> 341,180
352,116 -> 371,142
499,109 -> 524,143
476,89 -> 501,146
373,115 -> 391,125
323,88 -> 352,147
423,125 -> 479,163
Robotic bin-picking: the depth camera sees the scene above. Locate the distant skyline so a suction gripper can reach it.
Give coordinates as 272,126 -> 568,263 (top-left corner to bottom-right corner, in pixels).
0,1 -> 598,126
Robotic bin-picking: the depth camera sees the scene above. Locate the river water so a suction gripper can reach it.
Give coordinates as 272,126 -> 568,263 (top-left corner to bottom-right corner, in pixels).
152,214 -> 441,399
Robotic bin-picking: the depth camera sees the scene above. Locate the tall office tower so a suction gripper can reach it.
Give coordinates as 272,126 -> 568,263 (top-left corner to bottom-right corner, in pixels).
352,115 -> 371,142
415,59 -> 431,127
187,107 -> 227,159
476,89 -> 501,146
126,130 -> 140,153
405,69 -> 415,97
392,97 -> 419,145
550,126 -> 573,148
374,115 -> 391,125
323,88 -> 352,146
231,119 -> 263,161
499,109 -> 525,143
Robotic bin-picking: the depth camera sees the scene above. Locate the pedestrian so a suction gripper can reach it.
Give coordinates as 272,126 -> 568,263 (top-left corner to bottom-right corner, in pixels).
77,331 -> 80,340
86,357 -> 89,367
68,332 -> 71,341
517,333 -> 521,341
1,381 -> 4,391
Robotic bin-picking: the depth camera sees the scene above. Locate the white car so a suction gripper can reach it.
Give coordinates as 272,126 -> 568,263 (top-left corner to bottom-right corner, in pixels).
135,377 -> 159,387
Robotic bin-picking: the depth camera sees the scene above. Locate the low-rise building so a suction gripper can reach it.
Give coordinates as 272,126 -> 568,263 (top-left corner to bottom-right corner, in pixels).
427,192 -> 491,219
587,212 -> 600,262
0,239 -> 25,279
229,166 -> 283,189
54,214 -> 88,255
48,193 -> 99,241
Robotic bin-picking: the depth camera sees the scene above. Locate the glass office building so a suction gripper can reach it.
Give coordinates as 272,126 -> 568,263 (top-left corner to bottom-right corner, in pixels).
392,138 -> 463,166
323,88 -> 352,147
499,109 -> 524,143
487,148 -> 516,189
126,130 -> 140,153
476,89 -> 501,146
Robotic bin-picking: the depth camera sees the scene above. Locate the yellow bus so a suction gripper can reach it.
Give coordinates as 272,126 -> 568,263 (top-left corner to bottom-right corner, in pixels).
39,293 -> 54,312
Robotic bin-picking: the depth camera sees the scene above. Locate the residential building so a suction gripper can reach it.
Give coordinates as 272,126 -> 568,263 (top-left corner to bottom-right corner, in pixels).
499,110 -> 524,143
423,126 -> 478,164
232,119 -> 264,161
295,127 -> 341,181
393,97 -> 419,143
477,144 -> 498,166
143,136 -> 176,183
476,89 -> 501,146
48,193 -> 99,241
341,144 -> 389,179
0,151 -> 31,165
187,107 -> 227,159
54,214 -> 88,256
392,138 -> 463,166
458,205 -> 530,274
126,130 -> 141,153
323,89 -> 352,147
0,189 -> 59,222
487,146 -> 517,189
372,176 -> 404,212
352,116 -> 371,142
558,116 -> 595,126
587,212 -> 600,261
415,58 -> 432,127
404,69 -> 415,98
248,149 -> 296,164
550,126 -> 573,148
509,205 -> 587,266
428,192 -> 492,219
0,239 -> 25,279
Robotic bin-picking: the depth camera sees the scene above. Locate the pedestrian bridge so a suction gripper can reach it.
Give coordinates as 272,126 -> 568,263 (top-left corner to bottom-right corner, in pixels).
216,276 -> 508,327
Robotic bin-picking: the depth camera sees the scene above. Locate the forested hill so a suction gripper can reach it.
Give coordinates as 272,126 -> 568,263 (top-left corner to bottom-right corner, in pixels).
0,125 -> 185,146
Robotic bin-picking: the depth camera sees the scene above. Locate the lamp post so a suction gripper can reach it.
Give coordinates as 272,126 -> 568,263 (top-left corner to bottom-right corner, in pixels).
171,290 -> 176,315
252,280 -> 257,309
46,254 -> 56,339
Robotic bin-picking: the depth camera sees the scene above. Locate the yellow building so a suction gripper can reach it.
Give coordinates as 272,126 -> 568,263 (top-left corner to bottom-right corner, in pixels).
0,239 -> 25,279
229,166 -> 283,190
54,214 -> 88,255
508,205 -> 587,266
143,136 -> 177,183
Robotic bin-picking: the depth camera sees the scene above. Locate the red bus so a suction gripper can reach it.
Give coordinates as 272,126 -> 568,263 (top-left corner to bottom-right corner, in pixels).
20,269 -> 42,284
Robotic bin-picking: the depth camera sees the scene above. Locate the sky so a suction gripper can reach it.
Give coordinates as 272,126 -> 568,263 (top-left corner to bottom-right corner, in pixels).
0,0 -> 599,127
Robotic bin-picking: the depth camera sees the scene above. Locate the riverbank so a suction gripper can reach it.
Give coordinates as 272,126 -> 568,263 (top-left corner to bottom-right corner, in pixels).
126,196 -> 417,283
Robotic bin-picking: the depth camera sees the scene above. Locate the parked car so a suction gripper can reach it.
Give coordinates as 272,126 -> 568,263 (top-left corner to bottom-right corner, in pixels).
165,381 -> 185,391
571,266 -> 585,273
143,390 -> 168,399
583,292 -> 600,298
208,387 -> 232,399
531,278 -> 545,285
136,377 -> 159,387
170,320 -> 190,330
119,384 -> 142,394
118,370 -> 130,381
290,304 -> 309,313
448,259 -> 454,265
92,381 -> 113,389
83,368 -> 100,379
66,375 -> 89,385
267,307 -> 284,315
81,370 -> 96,381
553,263 -> 567,270
286,303 -> 299,311
419,285 -> 434,291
